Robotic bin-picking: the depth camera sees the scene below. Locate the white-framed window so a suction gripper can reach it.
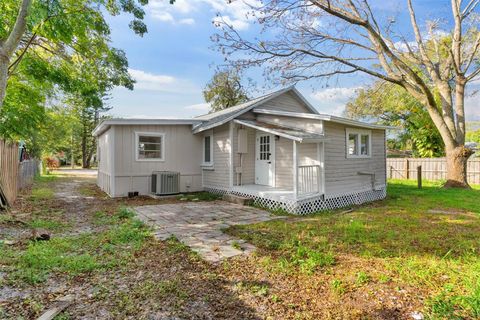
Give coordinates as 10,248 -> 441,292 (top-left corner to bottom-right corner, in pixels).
135,132 -> 165,161
203,133 -> 213,165
346,128 -> 371,158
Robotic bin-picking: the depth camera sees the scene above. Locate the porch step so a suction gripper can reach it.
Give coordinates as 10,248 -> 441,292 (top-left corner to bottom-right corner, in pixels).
223,194 -> 254,206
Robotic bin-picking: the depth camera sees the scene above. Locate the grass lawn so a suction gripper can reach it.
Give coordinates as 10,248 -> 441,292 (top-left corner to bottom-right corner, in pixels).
226,180 -> 480,319
2,175 -> 480,319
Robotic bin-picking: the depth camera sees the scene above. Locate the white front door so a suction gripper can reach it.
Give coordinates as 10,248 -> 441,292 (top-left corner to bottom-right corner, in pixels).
255,132 -> 275,186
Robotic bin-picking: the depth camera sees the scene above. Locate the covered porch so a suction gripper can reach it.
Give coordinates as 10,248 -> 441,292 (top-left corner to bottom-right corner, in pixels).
232,119 -> 326,202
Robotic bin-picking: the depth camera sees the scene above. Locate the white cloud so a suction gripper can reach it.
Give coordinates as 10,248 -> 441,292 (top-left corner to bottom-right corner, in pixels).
310,87 -> 361,115
213,15 -> 249,31
179,18 -> 195,25
147,0 -> 259,30
151,12 -> 175,23
184,102 -> 210,111
128,68 -> 198,93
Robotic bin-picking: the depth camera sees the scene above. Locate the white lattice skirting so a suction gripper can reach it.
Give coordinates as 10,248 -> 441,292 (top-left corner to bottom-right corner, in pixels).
204,186 -> 387,215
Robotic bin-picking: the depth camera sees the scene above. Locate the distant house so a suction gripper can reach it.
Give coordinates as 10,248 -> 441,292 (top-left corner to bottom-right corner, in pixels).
93,86 -> 389,214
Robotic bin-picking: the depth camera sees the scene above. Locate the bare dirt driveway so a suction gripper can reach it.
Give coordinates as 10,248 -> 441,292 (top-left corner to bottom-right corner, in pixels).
0,170 -> 265,319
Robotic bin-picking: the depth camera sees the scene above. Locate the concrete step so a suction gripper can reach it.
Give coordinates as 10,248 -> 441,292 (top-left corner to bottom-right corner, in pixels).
222,194 -> 253,206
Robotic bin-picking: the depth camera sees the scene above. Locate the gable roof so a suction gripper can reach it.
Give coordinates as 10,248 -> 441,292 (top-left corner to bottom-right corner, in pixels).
192,86 -> 318,133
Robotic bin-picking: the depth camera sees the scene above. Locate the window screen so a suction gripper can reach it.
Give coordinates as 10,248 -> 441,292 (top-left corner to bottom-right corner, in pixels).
348,133 -> 358,156
360,134 -> 369,155
138,135 -> 162,159
204,135 -> 211,163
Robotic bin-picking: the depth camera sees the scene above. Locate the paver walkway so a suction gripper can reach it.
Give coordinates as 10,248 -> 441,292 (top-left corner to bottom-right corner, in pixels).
134,201 -> 283,262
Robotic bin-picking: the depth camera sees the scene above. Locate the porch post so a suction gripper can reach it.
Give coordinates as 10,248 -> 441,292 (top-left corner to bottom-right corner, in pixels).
293,140 -> 298,198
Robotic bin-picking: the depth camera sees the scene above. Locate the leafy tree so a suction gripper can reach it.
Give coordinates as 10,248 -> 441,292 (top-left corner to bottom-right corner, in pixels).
215,0 -> 480,188
0,0 -> 160,110
466,130 -> 480,144
345,82 -> 445,157
0,0 -> 164,166
203,69 -> 249,112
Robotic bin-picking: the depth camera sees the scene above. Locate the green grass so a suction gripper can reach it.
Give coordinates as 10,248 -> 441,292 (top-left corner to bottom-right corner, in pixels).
30,187 -> 54,201
227,180 -> 480,319
26,219 -> 70,232
3,208 -> 151,284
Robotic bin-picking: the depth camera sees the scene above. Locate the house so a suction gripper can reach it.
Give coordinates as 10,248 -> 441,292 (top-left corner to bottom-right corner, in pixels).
93,86 -> 388,214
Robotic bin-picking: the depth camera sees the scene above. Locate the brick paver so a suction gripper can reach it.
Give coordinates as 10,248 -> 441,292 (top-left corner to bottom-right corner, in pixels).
134,201 -> 282,262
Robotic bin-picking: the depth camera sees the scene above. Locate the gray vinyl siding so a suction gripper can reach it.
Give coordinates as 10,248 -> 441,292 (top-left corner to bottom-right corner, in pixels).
110,124 -> 203,197
233,125 -> 255,186
256,114 -> 323,134
97,127 -> 112,195
259,91 -> 312,113
275,137 -> 294,188
202,124 -> 231,188
323,122 -> 386,197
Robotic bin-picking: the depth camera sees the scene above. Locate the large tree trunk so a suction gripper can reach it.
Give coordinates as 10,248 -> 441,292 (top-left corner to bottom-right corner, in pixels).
444,146 -> 474,188
0,54 -> 8,108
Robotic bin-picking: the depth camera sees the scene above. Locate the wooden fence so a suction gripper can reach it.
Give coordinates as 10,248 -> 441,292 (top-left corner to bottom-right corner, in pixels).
0,140 -> 41,208
0,140 -> 19,207
18,160 -> 41,190
387,158 -> 480,184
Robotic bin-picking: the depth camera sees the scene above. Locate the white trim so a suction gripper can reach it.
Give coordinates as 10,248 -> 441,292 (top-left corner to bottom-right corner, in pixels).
110,126 -> 116,197
93,118 -> 202,137
229,122 -> 234,188
134,132 -> 165,162
253,108 -> 394,130
293,140 -> 298,198
202,132 -> 214,166
321,142 -> 325,195
345,128 -> 372,159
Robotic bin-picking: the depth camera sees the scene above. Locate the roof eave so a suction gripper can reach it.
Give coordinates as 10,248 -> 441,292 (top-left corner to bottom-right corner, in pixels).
92,119 -> 203,137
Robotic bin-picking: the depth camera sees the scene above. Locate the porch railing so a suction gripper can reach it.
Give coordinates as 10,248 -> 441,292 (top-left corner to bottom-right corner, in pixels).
297,165 -> 322,196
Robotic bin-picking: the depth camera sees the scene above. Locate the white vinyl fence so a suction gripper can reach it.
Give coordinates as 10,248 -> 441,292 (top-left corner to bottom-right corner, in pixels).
387,158 -> 480,184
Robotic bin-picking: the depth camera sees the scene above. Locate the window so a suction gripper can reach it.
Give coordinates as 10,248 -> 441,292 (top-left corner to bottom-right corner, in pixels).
360,134 -> 369,155
348,133 -> 358,156
135,132 -> 165,161
203,134 -> 213,165
346,129 -> 371,158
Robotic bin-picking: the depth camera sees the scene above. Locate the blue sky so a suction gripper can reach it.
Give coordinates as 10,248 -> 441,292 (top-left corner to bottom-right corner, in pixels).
105,0 -> 479,120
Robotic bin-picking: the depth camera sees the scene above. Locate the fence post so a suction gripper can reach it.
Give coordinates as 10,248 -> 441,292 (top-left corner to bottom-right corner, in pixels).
389,165 -> 393,179
417,165 -> 422,189
404,158 -> 410,179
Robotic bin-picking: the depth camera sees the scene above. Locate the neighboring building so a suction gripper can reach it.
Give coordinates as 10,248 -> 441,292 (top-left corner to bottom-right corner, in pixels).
93,86 -> 389,214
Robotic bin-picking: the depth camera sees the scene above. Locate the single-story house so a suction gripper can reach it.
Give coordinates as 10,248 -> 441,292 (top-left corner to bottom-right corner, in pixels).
93,86 -> 388,214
